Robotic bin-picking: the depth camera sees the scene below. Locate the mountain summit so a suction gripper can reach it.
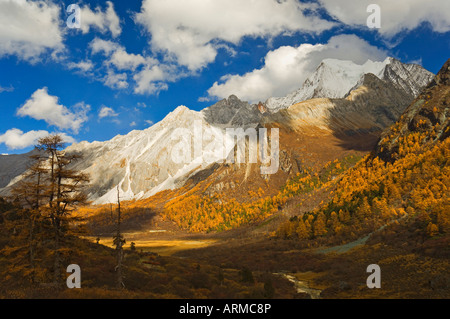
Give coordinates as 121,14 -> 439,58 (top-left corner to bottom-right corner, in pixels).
265,57 -> 434,112
0,58 -> 436,205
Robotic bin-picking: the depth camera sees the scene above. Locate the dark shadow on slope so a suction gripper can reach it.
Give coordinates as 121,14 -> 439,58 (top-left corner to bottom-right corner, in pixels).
331,129 -> 382,152
85,206 -> 158,235
327,73 -> 417,151
188,163 -> 221,186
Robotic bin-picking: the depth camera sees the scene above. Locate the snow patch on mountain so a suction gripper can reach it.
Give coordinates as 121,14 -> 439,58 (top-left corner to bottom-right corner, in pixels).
64,103 -> 250,205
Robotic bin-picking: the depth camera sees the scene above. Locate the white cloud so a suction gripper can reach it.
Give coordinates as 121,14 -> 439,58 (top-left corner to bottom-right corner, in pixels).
103,70 -> 129,89
133,64 -> 176,95
0,129 -> 75,150
0,85 -> 14,93
145,120 -> 154,126
90,39 -> 130,89
137,102 -> 149,108
109,49 -> 147,71
207,34 -> 388,102
57,132 -> 76,145
0,129 -> 49,150
319,0 -> 450,37
0,0 -> 64,62
67,60 -> 94,72
17,88 -> 89,134
98,106 -> 118,119
198,97 -> 211,103
90,38 -> 119,55
90,38 -> 147,73
135,0 -> 336,71
90,38 -> 176,93
79,1 -> 121,37
130,121 -> 137,127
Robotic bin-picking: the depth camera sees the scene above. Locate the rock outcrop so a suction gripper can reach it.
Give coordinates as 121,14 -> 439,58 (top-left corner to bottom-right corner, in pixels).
374,58 -> 450,162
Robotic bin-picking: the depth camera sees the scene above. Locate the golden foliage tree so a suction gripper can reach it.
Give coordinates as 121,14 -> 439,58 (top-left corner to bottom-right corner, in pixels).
3,135 -> 90,285
313,212 -> 327,237
296,218 -> 310,240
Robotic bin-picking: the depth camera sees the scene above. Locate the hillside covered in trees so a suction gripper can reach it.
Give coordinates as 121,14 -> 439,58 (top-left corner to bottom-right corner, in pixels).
276,58 -> 450,246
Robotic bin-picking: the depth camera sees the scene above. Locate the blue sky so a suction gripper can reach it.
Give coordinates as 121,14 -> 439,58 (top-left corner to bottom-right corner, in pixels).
0,0 -> 449,154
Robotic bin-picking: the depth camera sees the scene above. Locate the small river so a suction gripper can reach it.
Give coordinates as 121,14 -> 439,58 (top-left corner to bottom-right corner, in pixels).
274,273 -> 322,299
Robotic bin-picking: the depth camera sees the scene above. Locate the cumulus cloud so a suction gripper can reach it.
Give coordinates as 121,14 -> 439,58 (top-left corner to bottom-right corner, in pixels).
0,129 -> 49,150
90,38 -> 180,94
79,1 -> 121,37
67,60 -> 94,72
207,34 -> 388,102
135,0 -> 336,71
0,0 -> 64,62
56,132 -> 76,145
319,0 -> 450,37
90,38 -> 146,71
0,129 -> 75,150
98,106 -> 118,119
109,49 -> 147,71
103,70 -> 128,89
90,38 -> 119,55
133,64 -> 178,95
17,88 -> 90,134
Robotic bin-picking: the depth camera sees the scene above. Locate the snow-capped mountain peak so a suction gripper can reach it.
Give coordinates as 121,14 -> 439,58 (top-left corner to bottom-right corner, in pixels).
0,58 -> 435,205
265,57 -> 433,112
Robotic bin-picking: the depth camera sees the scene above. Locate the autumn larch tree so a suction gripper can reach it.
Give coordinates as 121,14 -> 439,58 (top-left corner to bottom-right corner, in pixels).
313,212 -> 328,237
35,135 -> 90,285
2,135 -> 89,286
113,186 -> 126,289
5,152 -> 48,283
296,218 -> 310,240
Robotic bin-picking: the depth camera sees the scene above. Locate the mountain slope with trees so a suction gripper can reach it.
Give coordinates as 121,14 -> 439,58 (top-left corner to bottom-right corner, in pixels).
277,59 -> 450,248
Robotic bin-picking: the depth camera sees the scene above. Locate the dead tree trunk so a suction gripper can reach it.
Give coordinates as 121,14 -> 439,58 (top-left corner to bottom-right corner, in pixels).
114,186 -> 125,289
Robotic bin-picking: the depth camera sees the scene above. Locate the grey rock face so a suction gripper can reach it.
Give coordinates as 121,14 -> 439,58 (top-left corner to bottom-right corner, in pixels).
0,149 -> 41,190
374,58 -> 450,162
265,57 -> 434,112
381,58 -> 435,98
203,95 -> 262,127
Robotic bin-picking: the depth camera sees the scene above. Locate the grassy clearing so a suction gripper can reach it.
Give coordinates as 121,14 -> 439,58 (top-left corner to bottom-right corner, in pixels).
84,236 -> 217,256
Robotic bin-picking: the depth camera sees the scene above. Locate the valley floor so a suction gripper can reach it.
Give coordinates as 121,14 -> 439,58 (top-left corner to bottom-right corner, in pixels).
80,208 -> 449,299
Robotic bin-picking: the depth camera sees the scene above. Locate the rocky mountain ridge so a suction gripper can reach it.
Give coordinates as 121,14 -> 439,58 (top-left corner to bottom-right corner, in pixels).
265,57 -> 434,112
375,58 -> 450,162
0,58 -> 436,204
